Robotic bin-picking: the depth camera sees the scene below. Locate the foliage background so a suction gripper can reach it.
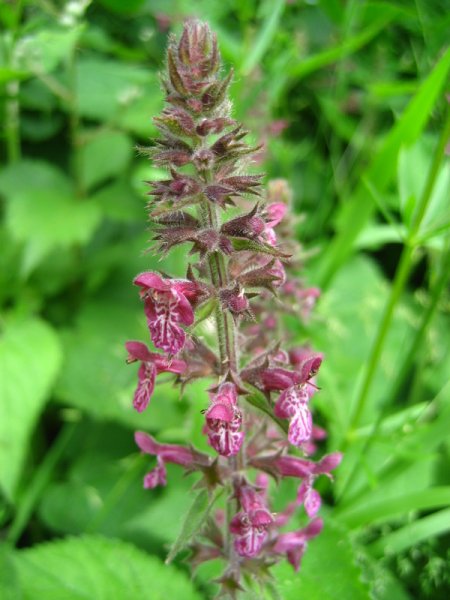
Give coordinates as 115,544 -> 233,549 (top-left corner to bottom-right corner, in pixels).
0,0 -> 449,598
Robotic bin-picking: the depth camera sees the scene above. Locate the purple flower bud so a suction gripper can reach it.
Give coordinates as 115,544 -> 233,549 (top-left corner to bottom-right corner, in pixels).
314,452 -> 343,475
220,286 -> 250,315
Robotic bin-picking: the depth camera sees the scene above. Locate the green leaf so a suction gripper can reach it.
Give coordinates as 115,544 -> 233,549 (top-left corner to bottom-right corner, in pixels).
79,130 -> 133,191
76,58 -> 161,132
166,488 -> 222,564
369,508 -> 450,557
273,519 -> 371,600
8,535 -> 202,599
0,318 -> 62,501
0,544 -> 21,600
15,26 -> 83,75
0,160 -> 101,274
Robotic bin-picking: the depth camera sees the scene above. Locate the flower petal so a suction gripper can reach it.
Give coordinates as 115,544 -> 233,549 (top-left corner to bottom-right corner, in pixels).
133,363 -> 156,412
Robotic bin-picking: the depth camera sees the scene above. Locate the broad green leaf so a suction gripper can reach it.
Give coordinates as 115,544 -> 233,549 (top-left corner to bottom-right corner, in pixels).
79,130 -> 133,191
15,26 -> 82,75
8,535 -> 202,599
0,543 -> 21,600
369,508 -> 450,557
0,318 -> 62,501
76,58 -> 161,132
0,160 -> 101,274
90,179 -> 142,222
273,520 -> 371,599
166,488 -> 222,564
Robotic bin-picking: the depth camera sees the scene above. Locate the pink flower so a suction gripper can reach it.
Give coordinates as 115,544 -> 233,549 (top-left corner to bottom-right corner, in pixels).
274,386 -> 313,446
273,518 -> 323,571
134,272 -> 200,354
262,353 -> 322,447
135,431 -> 208,489
126,341 -> 186,412
204,382 -> 244,457
263,202 -> 287,246
279,452 -> 342,518
296,476 -> 322,518
230,484 -> 274,557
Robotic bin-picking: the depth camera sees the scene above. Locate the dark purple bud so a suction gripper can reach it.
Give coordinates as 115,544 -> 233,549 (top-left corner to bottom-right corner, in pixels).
220,285 -> 250,315
221,204 -> 265,239
196,117 -> 235,136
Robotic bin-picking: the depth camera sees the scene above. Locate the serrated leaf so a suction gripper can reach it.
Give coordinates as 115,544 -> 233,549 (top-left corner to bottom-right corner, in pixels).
166,488 -> 222,564
8,535 -> 202,599
0,318 -> 62,501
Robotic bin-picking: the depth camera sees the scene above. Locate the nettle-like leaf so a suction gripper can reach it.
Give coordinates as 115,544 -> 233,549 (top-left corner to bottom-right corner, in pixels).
7,535 -> 202,599
0,318 -> 62,502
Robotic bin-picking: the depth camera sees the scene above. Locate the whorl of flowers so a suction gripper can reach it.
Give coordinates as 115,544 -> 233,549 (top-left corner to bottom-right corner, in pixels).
126,20 -> 341,595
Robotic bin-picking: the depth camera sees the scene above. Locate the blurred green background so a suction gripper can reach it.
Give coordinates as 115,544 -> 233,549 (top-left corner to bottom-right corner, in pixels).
0,0 -> 449,598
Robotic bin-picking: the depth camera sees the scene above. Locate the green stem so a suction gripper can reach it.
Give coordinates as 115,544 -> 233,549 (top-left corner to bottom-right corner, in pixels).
201,197 -> 238,375
391,243 -> 450,404
346,106 -> 450,442
6,422 -> 76,546
66,44 -> 84,198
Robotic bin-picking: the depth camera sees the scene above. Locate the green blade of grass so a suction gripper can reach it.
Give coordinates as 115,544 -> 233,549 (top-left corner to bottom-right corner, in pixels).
289,11 -> 397,81
368,508 -> 450,557
337,487 -> 450,529
240,0 -> 285,75
316,46 -> 450,289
